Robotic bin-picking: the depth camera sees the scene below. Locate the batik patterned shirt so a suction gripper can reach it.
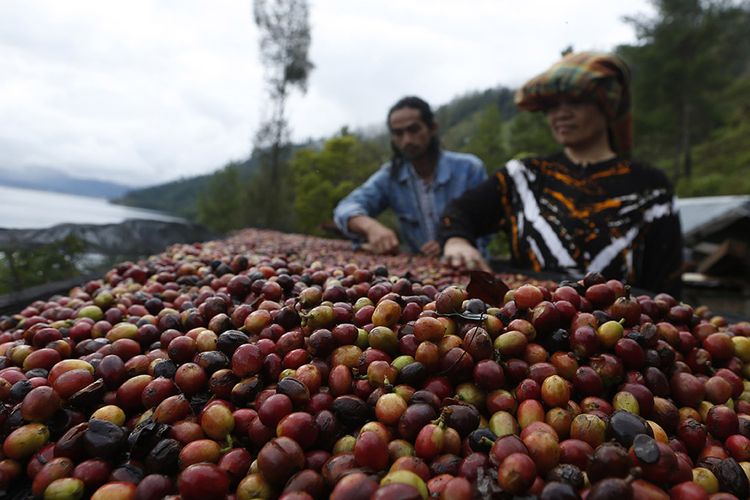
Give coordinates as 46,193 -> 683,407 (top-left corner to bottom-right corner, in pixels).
439,153 -> 683,296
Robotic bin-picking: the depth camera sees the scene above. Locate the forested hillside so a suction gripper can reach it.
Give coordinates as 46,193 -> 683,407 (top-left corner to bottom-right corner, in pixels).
114,173 -> 214,220
117,0 -> 750,236
619,0 -> 750,197
114,156 -> 264,220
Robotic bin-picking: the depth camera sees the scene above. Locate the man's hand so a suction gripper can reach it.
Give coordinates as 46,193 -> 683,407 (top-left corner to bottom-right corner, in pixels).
363,223 -> 400,255
420,239 -> 441,257
442,237 -> 491,272
348,216 -> 400,255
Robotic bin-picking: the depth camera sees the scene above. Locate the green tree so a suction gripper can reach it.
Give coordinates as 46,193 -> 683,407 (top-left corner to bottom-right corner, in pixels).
460,105 -> 509,172
676,76 -> 750,196
506,111 -> 558,158
290,134 -> 384,235
435,88 -> 517,131
195,162 -> 247,233
0,236 -> 85,293
620,0 -> 750,180
253,0 -> 314,229
123,2 -> 750,226
243,146 -> 299,231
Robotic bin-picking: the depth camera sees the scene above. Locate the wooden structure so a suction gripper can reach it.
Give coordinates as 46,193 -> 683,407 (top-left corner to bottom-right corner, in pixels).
677,195 -> 750,316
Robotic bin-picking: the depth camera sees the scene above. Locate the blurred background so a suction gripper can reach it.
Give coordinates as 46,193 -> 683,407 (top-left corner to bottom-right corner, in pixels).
1,0 -> 748,315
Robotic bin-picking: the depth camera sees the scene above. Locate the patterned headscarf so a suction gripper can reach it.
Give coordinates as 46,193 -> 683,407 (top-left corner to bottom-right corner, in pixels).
515,52 -> 632,157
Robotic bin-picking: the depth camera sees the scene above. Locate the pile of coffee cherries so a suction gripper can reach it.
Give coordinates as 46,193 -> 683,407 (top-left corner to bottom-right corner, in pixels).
1,228 -> 750,499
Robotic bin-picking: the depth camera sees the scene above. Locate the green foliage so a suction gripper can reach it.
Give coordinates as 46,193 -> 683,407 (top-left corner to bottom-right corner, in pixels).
115,174 -> 211,219
676,77 -> 750,196
290,134 -> 385,235
0,236 -> 86,294
253,0 -> 314,229
12,1 -> 747,304
443,105 -> 508,173
487,231 -> 511,260
195,162 -> 248,233
441,93 -> 558,172
435,87 -> 518,130
193,155 -> 296,233
132,0 -> 749,231
465,105 -> 508,171
619,0 -> 750,180
254,0 -> 314,97
114,154 -> 262,220
506,112 -> 559,159
248,149 -> 299,231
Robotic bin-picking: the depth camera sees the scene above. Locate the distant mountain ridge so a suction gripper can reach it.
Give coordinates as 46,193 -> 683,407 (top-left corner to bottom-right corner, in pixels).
0,167 -> 136,199
111,90 -> 515,220
114,173 -> 215,220
113,149 -> 268,220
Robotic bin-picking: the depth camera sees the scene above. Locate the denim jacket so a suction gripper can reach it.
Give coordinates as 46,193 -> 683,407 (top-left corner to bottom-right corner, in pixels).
333,150 -> 489,254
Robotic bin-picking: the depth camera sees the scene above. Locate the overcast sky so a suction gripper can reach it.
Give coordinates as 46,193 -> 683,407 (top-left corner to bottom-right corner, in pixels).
0,0 -> 654,187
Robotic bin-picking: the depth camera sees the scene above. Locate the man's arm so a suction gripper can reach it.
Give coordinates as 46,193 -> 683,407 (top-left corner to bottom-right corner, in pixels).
347,215 -> 399,254
333,166 -> 399,254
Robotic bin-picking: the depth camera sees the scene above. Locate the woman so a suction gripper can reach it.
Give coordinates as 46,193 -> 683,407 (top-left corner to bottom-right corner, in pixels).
439,52 -> 683,296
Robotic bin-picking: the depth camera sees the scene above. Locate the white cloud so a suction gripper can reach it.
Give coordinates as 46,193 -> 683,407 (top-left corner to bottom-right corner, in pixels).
0,0 -> 653,186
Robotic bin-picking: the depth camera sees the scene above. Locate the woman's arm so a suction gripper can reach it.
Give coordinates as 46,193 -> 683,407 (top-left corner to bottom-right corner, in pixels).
639,207 -> 683,298
439,173 -> 506,244
439,173 -> 507,269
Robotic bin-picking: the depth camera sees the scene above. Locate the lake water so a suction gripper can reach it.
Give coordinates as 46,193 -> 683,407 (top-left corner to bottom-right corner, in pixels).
0,185 -> 184,229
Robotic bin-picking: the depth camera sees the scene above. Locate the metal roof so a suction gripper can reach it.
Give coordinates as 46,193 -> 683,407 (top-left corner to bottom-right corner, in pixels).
676,195 -> 750,240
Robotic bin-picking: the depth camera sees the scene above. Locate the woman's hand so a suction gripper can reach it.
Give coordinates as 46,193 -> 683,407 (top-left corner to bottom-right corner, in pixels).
442,237 -> 491,272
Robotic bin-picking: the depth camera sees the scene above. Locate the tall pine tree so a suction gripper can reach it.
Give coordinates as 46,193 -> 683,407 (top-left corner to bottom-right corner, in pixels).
252,0 -> 314,229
